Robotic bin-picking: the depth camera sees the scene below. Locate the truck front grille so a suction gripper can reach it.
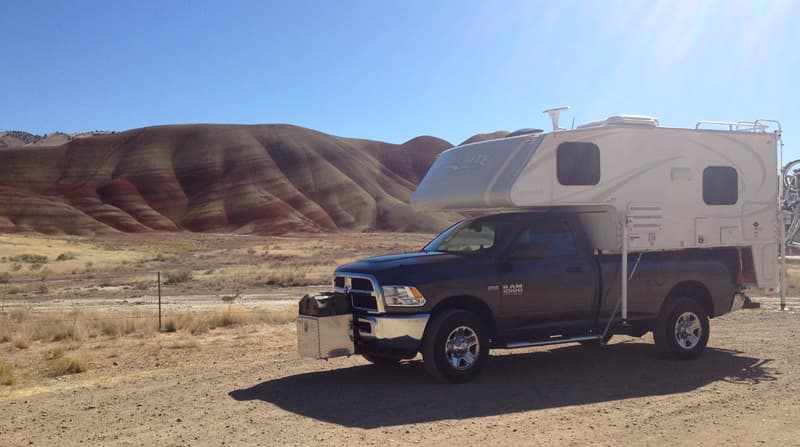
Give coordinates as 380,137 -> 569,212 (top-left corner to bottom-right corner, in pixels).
351,293 -> 378,310
334,273 -> 381,313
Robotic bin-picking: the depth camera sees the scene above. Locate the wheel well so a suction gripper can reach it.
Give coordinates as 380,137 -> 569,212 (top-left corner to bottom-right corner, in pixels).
665,281 -> 714,317
431,295 -> 497,339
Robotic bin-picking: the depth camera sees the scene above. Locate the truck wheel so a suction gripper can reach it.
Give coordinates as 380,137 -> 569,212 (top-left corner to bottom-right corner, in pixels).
422,309 -> 489,383
653,297 -> 710,359
361,353 -> 402,366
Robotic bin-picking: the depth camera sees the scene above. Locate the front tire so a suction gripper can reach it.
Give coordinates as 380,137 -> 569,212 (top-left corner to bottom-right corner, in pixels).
422,309 -> 489,383
653,297 -> 710,359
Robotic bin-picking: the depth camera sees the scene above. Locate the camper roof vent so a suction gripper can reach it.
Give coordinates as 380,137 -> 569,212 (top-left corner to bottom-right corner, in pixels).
505,128 -> 544,138
578,115 -> 659,129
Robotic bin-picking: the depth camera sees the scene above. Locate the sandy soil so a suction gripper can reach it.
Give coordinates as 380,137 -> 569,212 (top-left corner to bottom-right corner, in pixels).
1,295 -> 798,447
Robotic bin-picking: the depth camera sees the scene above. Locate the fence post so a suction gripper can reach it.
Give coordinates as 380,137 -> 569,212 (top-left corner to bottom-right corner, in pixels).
158,271 -> 162,331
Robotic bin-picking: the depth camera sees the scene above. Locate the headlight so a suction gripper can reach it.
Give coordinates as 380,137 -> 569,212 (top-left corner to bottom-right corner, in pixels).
382,285 -> 427,307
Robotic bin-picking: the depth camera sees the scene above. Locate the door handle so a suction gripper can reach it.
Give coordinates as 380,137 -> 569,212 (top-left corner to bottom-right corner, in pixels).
565,266 -> 583,273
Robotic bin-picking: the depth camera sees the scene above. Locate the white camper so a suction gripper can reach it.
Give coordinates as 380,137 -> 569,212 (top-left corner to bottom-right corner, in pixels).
412,114 -> 784,311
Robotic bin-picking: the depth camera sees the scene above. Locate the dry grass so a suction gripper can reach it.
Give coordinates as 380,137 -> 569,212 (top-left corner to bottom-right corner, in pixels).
45,355 -> 87,377
0,232 -> 433,390
0,306 -> 298,348
164,269 -> 193,285
0,359 -> 14,385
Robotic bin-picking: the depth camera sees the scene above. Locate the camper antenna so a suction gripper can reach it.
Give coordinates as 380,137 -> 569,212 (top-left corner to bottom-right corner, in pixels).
543,106 -> 571,131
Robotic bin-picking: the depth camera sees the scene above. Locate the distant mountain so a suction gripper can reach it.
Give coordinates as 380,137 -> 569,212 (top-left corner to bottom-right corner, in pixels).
0,130 -> 117,149
0,124 -> 469,235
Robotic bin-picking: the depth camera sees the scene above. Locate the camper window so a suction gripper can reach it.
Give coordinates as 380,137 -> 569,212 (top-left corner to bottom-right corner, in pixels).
703,166 -> 738,205
557,142 -> 600,186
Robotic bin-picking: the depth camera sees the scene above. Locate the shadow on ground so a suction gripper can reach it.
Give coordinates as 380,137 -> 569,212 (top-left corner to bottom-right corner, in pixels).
229,342 -> 775,428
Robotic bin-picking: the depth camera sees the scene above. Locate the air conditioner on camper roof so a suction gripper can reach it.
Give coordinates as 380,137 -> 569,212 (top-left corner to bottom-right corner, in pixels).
577,115 -> 660,129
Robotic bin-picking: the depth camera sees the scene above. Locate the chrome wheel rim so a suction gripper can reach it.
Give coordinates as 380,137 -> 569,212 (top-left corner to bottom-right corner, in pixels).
674,311 -> 702,350
445,326 -> 480,370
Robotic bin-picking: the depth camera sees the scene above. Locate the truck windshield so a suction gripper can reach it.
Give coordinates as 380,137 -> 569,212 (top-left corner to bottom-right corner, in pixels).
424,218 -> 509,254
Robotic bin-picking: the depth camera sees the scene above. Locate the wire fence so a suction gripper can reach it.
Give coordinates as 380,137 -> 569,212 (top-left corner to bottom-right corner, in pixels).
0,271 -> 303,342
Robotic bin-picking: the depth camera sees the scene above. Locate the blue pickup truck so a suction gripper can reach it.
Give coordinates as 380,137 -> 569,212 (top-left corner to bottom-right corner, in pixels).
300,211 -> 746,383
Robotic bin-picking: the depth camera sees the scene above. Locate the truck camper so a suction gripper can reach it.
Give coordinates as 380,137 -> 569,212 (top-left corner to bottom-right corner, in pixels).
297,111 -> 786,382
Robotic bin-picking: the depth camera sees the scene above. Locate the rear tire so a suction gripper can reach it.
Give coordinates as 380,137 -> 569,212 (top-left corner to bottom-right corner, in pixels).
653,297 -> 709,359
422,309 -> 489,383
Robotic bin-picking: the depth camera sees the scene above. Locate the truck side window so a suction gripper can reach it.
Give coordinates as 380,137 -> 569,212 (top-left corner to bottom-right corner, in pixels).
509,220 -> 577,258
437,222 -> 498,253
557,142 -> 600,186
703,166 -> 738,205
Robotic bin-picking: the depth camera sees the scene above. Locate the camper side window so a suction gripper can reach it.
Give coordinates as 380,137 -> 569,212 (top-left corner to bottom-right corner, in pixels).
557,142 -> 600,186
703,166 -> 738,205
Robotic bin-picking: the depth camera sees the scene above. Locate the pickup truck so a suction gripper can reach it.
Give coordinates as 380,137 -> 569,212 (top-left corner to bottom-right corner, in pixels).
301,211 -> 747,383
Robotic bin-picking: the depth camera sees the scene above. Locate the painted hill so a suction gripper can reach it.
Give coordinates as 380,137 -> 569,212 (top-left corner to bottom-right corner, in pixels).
0,124 -> 458,235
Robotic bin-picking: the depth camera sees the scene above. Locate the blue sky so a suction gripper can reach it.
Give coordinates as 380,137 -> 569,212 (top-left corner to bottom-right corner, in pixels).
2,0 -> 798,158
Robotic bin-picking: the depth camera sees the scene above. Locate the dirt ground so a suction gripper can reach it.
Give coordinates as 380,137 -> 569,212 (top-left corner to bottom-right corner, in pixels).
1,232 -> 799,446
0,295 -> 797,446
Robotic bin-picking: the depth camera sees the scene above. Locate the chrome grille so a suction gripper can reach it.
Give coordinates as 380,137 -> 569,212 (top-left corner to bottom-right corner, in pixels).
333,273 -> 382,313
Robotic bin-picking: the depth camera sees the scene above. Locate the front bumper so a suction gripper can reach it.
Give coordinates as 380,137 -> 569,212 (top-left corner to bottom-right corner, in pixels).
356,313 -> 430,355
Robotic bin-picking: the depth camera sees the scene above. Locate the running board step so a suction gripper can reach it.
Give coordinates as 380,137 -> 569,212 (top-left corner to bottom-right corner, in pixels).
504,334 -> 602,349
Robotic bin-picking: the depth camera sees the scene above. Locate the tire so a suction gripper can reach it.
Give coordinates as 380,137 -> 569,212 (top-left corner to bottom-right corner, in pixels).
361,353 -> 402,366
421,309 -> 489,383
653,297 -> 710,359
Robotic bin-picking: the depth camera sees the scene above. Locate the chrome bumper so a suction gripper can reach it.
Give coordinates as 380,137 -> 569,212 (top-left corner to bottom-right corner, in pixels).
357,313 -> 430,353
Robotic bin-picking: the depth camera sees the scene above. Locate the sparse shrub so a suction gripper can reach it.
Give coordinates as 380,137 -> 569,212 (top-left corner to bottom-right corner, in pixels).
162,318 -> 177,333
11,263 -> 21,272
247,248 -> 256,255
45,347 -> 65,360
9,308 -> 29,323
46,355 -> 87,377
0,272 -> 10,284
206,310 -> 246,329
264,272 -> 311,287
98,280 -> 113,288
46,320 -> 83,342
9,254 -> 48,264
164,269 -> 193,285
0,360 -> 14,386
55,252 -> 76,261
151,254 -> 167,262
85,261 -> 94,270
13,337 -> 30,349
187,319 -> 209,335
